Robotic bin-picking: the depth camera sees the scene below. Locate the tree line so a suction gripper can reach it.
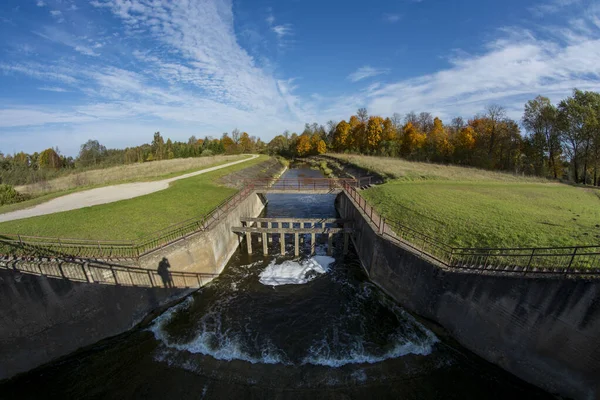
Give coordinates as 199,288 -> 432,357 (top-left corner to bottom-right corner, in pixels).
0,129 -> 266,187
266,89 -> 600,185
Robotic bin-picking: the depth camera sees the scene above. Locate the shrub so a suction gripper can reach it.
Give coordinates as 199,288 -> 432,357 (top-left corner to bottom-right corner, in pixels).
0,184 -> 30,206
201,149 -> 214,157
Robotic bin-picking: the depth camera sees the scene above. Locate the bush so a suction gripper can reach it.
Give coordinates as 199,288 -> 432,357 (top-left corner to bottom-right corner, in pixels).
201,149 -> 214,157
0,184 -> 30,206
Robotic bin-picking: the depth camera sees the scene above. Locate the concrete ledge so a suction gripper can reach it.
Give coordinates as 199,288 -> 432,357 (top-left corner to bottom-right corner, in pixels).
336,192 -> 600,400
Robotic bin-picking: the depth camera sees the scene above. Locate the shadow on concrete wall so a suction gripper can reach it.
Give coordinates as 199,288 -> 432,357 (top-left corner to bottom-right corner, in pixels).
0,255 -> 217,289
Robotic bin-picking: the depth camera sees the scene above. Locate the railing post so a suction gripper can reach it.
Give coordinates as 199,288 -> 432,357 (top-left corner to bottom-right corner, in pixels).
524,248 -> 535,275
379,217 -> 385,235
565,247 -> 578,276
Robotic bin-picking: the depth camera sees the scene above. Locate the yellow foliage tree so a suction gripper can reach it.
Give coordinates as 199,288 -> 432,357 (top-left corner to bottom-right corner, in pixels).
400,122 -> 426,157
382,117 -> 397,141
296,135 -> 312,156
310,134 -> 321,154
348,115 -> 362,150
317,139 -> 327,154
366,116 -> 384,151
455,126 -> 476,150
334,120 -> 350,151
427,117 -> 453,159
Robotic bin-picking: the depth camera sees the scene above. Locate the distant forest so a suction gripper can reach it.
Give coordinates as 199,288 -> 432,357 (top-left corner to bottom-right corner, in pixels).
267,89 -> 600,186
2,88 -> 600,188
0,129 -> 266,187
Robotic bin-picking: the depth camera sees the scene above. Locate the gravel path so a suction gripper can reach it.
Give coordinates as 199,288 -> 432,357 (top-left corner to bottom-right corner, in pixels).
0,155 -> 259,223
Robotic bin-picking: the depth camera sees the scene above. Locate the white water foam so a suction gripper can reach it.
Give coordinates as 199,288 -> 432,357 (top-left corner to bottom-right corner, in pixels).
302,306 -> 439,367
150,294 -> 287,364
259,256 -> 335,286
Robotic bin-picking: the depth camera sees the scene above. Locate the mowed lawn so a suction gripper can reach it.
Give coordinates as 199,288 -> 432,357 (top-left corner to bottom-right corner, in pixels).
0,155 -> 247,215
329,155 -> 600,248
0,155 -> 270,241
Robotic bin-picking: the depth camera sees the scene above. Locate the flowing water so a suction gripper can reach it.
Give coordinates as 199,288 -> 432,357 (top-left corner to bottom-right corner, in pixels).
1,167 -> 552,399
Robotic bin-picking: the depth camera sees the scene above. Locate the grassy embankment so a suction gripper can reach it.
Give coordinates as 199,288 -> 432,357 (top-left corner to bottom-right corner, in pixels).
329,154 -> 600,248
0,155 -> 270,241
0,155 -> 247,215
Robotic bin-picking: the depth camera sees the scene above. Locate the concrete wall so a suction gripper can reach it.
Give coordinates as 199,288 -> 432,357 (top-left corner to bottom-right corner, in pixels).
0,192 -> 266,381
337,193 -> 600,400
139,192 -> 266,275
0,268 -> 193,380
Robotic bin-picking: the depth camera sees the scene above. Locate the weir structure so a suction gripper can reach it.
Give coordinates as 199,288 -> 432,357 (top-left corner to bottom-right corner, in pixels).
232,218 -> 353,256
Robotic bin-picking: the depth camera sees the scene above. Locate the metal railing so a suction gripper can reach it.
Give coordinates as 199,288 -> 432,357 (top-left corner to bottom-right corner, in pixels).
341,182 -> 600,276
249,177 -> 358,192
0,256 -> 218,288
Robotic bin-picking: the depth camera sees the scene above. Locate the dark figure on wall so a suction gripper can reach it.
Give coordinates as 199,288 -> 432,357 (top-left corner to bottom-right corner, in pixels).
157,257 -> 174,288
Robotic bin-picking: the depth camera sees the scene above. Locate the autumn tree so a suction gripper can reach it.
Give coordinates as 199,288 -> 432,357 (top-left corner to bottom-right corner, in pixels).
221,133 -> 236,154
333,120 -> 351,151
317,140 -> 327,154
296,134 -> 312,156
400,122 -> 426,158
453,126 -> 476,164
426,117 -> 452,161
366,116 -> 384,152
39,148 -> 62,169
239,132 -> 254,153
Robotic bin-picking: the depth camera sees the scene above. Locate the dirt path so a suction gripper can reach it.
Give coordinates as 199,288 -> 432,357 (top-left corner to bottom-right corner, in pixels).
0,155 -> 259,223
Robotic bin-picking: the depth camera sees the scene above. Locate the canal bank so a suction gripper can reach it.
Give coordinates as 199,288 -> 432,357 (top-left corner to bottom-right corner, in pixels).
336,189 -> 600,400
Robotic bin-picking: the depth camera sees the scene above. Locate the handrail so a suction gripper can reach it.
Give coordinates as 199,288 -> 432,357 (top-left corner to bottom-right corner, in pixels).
340,181 -> 600,276
0,255 -> 219,288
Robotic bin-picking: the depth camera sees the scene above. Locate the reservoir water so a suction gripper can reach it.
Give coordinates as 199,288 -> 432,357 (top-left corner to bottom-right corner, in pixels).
0,167 -> 552,399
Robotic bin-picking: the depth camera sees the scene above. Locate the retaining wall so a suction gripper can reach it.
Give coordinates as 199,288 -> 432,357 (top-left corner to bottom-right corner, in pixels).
337,192 -> 600,400
138,192 -> 266,274
0,192 -> 267,381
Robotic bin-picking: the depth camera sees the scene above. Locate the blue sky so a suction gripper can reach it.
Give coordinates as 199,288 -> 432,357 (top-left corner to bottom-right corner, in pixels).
1,0 -> 600,156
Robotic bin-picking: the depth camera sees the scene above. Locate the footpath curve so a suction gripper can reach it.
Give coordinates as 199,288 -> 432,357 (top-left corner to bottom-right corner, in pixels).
0,154 -> 259,223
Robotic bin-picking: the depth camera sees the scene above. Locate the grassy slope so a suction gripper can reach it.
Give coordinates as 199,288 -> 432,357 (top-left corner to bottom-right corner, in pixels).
0,155 -> 270,241
329,154 -> 600,248
0,155 -> 247,215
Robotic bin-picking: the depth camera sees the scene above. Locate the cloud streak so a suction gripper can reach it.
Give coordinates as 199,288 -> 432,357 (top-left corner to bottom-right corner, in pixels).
348,66 -> 390,82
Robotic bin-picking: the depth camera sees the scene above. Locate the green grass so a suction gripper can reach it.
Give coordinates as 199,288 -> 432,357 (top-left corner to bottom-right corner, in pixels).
0,155 -> 270,241
0,156 -> 248,215
364,181 -> 600,248
330,154 -> 600,248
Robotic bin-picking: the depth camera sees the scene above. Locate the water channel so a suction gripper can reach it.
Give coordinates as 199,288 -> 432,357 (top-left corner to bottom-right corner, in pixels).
1,166 -> 552,399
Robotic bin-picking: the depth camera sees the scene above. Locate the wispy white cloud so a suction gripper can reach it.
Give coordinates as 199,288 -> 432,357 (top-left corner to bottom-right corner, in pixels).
36,1 -> 45,7
361,24 -> 600,121
38,86 -> 68,92
49,10 -> 64,23
529,0 -> 582,17
384,13 -> 402,23
348,66 -> 390,82
272,24 -> 293,39
33,27 -> 101,56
